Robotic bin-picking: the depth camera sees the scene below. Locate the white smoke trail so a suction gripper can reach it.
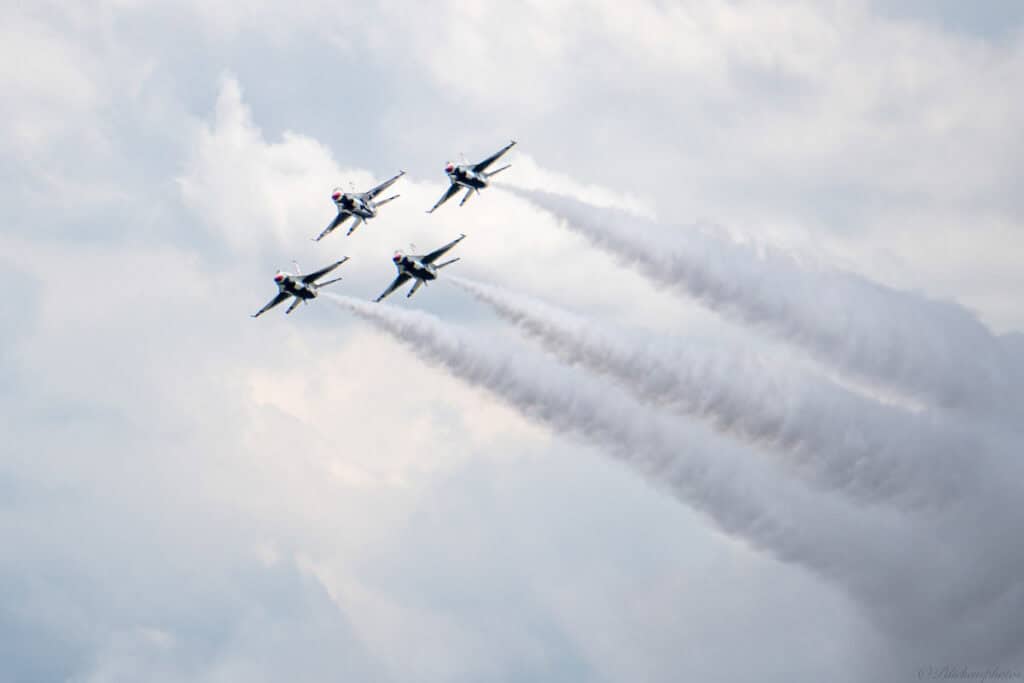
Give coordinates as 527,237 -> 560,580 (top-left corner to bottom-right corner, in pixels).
447,275 -> 981,511
325,292 -> 1024,664
506,187 -> 1023,425
324,293 -> 919,591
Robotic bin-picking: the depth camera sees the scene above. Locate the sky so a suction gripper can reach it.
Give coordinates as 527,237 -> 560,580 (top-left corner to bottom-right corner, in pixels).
3,1 -> 1023,681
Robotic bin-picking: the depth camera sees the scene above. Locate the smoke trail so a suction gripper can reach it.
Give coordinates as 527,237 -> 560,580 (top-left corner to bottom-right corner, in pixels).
505,187 -> 1023,425
325,293 -> 1024,664
324,293 -> 898,581
447,275 -> 981,511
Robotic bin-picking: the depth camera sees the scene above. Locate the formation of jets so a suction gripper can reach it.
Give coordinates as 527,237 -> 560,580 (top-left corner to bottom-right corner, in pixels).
254,141 -> 515,317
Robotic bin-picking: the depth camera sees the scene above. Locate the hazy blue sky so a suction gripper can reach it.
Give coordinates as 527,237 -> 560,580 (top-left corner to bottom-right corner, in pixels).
3,2 -> 1023,681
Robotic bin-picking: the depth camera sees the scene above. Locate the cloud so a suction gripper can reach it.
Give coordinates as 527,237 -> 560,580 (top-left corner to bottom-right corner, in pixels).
5,1 -> 1024,679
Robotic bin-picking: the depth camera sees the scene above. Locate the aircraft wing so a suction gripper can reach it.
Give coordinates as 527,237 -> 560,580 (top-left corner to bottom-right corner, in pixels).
366,170 -> 405,199
315,212 -> 351,241
421,234 -> 466,264
252,292 -> 291,318
302,257 -> 350,284
427,183 -> 461,213
374,272 -> 412,302
472,140 -> 516,173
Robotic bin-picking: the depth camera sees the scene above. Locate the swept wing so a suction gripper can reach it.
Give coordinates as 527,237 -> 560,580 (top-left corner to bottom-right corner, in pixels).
427,183 -> 461,214
252,292 -> 291,318
374,272 -> 412,303
472,140 -> 516,173
366,170 -> 405,199
421,234 -> 466,264
315,212 -> 351,241
302,257 -> 350,284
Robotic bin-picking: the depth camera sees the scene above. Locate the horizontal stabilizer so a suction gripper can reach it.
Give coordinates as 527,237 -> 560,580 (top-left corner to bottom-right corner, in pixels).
485,163 -> 511,178
346,217 -> 363,236
435,257 -> 460,269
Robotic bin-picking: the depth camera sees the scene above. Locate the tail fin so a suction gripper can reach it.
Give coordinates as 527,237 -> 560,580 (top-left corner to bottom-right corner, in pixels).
375,194 -> 400,207
435,257 -> 460,270
485,164 -> 511,178
318,276 -> 344,288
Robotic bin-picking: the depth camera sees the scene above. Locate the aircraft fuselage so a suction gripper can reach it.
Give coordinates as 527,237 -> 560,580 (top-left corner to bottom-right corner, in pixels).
449,167 -> 488,190
397,258 -> 438,281
279,277 -> 319,300
335,194 -> 377,220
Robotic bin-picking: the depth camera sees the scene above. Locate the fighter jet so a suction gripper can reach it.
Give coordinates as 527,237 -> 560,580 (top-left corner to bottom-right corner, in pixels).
375,234 -> 465,302
315,170 -> 405,241
426,140 -> 516,213
251,257 -> 349,317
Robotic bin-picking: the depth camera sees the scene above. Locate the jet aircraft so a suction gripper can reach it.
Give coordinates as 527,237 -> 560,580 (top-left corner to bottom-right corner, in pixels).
315,171 -> 405,241
426,141 -> 516,213
252,257 -> 349,317
375,234 -> 466,302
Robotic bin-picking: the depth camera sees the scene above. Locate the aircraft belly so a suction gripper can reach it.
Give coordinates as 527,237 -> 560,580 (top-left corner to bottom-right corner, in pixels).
409,266 -> 436,281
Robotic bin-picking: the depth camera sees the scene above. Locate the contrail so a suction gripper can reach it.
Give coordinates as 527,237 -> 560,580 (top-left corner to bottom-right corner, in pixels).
505,187 -> 1023,425
447,275 -> 980,510
324,293 -> 914,593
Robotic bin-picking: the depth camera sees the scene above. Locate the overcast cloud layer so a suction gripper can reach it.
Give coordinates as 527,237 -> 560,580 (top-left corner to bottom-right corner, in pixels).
3,2 -> 1023,681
